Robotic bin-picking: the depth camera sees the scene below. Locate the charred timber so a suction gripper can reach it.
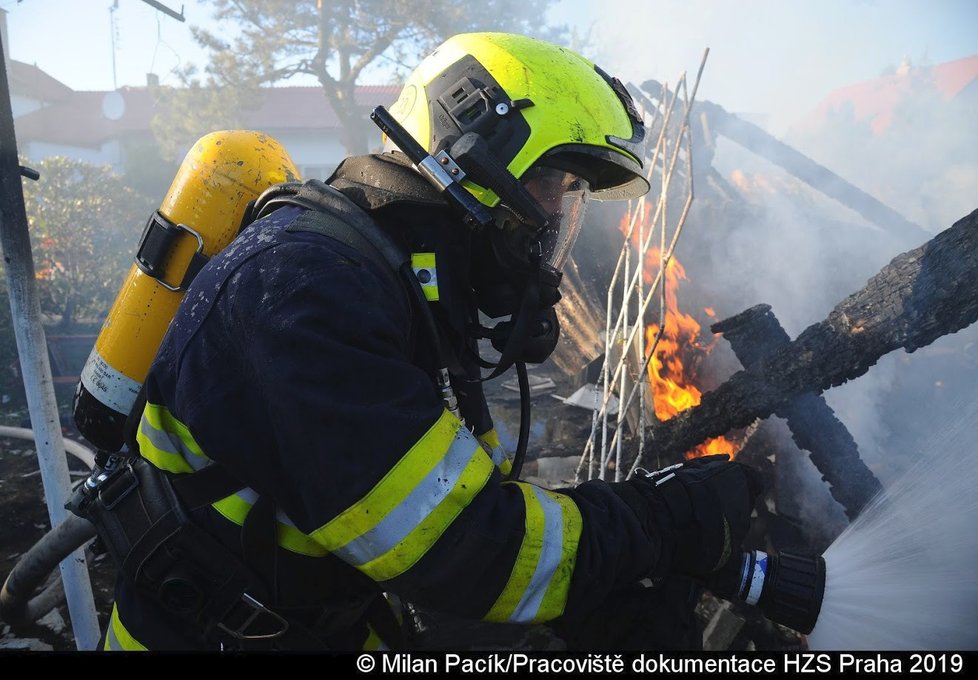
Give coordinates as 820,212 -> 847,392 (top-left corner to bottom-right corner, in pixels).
647,208 -> 978,461
712,304 -> 883,519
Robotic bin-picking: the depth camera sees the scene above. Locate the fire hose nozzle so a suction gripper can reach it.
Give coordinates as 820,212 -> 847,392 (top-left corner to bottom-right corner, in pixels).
707,549 -> 825,635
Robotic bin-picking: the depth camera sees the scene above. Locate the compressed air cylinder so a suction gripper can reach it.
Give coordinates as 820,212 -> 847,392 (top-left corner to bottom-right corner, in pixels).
73,131 -> 300,452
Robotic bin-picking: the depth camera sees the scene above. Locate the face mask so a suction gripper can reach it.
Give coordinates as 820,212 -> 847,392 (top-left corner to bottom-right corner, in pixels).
471,167 -> 590,365
474,167 -> 589,318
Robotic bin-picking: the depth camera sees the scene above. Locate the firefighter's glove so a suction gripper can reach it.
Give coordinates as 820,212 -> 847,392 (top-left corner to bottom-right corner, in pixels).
617,455 -> 763,578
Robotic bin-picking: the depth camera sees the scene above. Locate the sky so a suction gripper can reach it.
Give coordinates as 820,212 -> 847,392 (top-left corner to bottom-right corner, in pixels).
2,0 -> 976,136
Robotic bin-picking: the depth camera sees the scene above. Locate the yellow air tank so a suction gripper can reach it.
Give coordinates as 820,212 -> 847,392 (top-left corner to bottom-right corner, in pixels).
73,131 -> 300,452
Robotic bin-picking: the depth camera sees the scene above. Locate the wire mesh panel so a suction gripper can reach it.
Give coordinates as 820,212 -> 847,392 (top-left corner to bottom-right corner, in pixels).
578,50 -> 709,483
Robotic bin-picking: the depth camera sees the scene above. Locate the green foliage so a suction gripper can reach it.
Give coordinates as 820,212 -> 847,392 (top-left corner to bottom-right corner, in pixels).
121,137 -> 181,199
1,158 -> 153,408
21,156 -> 154,330
153,0 -> 568,157
0,277 -> 21,413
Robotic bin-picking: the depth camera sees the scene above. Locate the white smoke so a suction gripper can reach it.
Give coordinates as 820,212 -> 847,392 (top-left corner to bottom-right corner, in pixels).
559,0 -> 978,540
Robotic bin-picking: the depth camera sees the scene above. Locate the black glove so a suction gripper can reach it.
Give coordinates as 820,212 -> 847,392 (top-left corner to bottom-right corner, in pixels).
612,455 -> 764,578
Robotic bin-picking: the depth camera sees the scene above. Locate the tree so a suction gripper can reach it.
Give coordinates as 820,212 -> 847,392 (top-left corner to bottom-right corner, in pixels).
21,157 -> 155,331
154,0 -> 567,158
149,66 -> 261,163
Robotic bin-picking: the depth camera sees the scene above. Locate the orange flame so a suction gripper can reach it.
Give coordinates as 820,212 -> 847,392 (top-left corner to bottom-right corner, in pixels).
620,206 -> 737,459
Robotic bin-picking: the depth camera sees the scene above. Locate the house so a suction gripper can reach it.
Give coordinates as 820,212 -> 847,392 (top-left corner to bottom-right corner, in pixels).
12,83 -> 401,181
2,11 -> 399,181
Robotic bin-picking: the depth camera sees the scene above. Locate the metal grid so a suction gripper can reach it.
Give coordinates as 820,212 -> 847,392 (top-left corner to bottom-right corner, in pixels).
577,50 -> 709,483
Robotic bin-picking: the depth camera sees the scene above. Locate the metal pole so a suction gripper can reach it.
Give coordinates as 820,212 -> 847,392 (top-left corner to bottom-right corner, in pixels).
0,36 -> 100,650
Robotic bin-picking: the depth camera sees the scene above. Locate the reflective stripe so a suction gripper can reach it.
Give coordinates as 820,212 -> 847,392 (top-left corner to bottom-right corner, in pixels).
138,402 -> 327,557
411,252 -> 438,301
362,626 -> 390,651
313,410 -> 494,581
211,487 -> 329,558
105,604 -> 147,651
485,483 -> 582,623
335,434 -> 479,564
478,428 -> 513,475
137,402 -> 211,474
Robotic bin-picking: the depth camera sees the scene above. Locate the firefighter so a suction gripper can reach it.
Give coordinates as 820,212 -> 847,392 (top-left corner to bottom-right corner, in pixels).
100,32 -> 762,651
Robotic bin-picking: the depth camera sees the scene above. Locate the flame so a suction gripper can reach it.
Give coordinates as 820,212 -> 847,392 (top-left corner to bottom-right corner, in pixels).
619,208 -> 737,458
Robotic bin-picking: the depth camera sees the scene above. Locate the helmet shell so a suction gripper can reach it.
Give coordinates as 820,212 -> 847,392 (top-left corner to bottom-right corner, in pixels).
388,32 -> 649,206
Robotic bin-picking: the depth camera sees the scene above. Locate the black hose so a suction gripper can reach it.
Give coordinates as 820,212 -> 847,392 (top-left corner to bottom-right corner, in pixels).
0,514 -> 96,626
508,361 -> 531,480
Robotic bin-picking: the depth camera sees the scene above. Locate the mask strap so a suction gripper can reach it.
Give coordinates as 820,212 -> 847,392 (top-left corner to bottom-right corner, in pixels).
476,270 -> 542,383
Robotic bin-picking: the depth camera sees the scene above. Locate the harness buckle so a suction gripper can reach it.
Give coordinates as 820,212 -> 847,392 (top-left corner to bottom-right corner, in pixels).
217,592 -> 290,640
134,210 -> 209,292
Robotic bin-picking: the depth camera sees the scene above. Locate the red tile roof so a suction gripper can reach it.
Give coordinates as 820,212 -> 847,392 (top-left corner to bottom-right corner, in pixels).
7,59 -> 73,103
14,83 -> 402,148
797,54 -> 978,136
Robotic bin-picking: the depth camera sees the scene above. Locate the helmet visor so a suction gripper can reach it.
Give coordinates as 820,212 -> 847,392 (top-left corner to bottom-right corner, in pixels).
520,166 -> 590,271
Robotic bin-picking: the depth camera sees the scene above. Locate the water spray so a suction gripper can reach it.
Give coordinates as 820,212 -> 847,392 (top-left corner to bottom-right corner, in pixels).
708,549 -> 826,635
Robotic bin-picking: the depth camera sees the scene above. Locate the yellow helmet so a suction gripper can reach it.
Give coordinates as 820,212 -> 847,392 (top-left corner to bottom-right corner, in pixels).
387,32 -> 650,207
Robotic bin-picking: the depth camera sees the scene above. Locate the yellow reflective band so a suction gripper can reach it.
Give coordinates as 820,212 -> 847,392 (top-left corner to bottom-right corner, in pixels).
478,428 -> 501,451
411,252 -> 439,301
212,491 -> 329,558
311,410 -> 460,552
137,402 -> 210,474
362,626 -> 389,651
484,484 -> 582,623
105,604 -> 147,651
356,447 -> 493,581
537,491 -> 583,620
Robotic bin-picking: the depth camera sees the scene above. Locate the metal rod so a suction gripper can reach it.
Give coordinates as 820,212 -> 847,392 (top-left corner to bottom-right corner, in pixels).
139,0 -> 186,22
0,36 -> 100,649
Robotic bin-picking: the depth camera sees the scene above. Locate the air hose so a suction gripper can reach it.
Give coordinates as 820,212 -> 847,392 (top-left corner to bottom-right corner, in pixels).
509,361 -> 531,480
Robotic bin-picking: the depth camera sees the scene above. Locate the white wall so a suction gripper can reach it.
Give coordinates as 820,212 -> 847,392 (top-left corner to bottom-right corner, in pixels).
24,139 -> 122,169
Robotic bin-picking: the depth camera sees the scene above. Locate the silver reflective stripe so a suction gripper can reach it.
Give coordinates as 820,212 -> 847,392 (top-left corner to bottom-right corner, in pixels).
511,486 -> 565,622
746,551 -> 768,606
139,417 -> 209,471
490,444 -> 507,467
232,486 -> 301,529
104,620 -> 122,651
333,432 -> 478,566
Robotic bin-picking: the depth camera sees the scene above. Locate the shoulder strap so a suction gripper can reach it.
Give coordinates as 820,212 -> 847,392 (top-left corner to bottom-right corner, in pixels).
258,179 -> 414,316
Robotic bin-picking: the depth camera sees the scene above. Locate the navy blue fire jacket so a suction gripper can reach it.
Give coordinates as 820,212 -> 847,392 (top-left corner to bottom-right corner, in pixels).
103,170 -> 668,651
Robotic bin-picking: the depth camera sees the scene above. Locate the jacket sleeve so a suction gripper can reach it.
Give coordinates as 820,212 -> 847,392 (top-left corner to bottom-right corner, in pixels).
213,238 -> 668,624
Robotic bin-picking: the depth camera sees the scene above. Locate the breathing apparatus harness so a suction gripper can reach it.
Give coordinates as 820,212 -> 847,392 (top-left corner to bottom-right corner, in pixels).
372,101 -> 564,480
68,179 -> 440,650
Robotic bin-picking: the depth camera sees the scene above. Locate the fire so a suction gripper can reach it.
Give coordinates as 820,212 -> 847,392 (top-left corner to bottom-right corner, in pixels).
634,241 -> 737,458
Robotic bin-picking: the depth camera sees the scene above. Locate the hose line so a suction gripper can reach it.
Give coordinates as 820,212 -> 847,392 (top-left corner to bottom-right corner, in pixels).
0,427 -> 98,627
0,514 -> 97,626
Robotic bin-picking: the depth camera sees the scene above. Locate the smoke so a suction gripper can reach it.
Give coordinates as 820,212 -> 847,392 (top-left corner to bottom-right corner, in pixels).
561,0 -> 978,539
566,0 -> 978,137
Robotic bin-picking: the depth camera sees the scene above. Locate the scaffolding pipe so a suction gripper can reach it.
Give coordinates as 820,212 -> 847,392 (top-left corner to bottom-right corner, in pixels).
0,38 -> 100,650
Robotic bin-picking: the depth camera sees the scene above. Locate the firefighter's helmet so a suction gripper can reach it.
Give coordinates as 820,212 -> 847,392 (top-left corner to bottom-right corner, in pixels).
387,32 -> 650,207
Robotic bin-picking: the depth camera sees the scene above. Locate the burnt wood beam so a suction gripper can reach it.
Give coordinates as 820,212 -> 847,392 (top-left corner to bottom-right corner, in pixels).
647,208 -> 978,462
641,79 -> 930,245
712,305 -> 883,519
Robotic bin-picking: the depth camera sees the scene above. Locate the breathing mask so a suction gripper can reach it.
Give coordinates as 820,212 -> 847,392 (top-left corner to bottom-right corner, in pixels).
474,167 -> 590,365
